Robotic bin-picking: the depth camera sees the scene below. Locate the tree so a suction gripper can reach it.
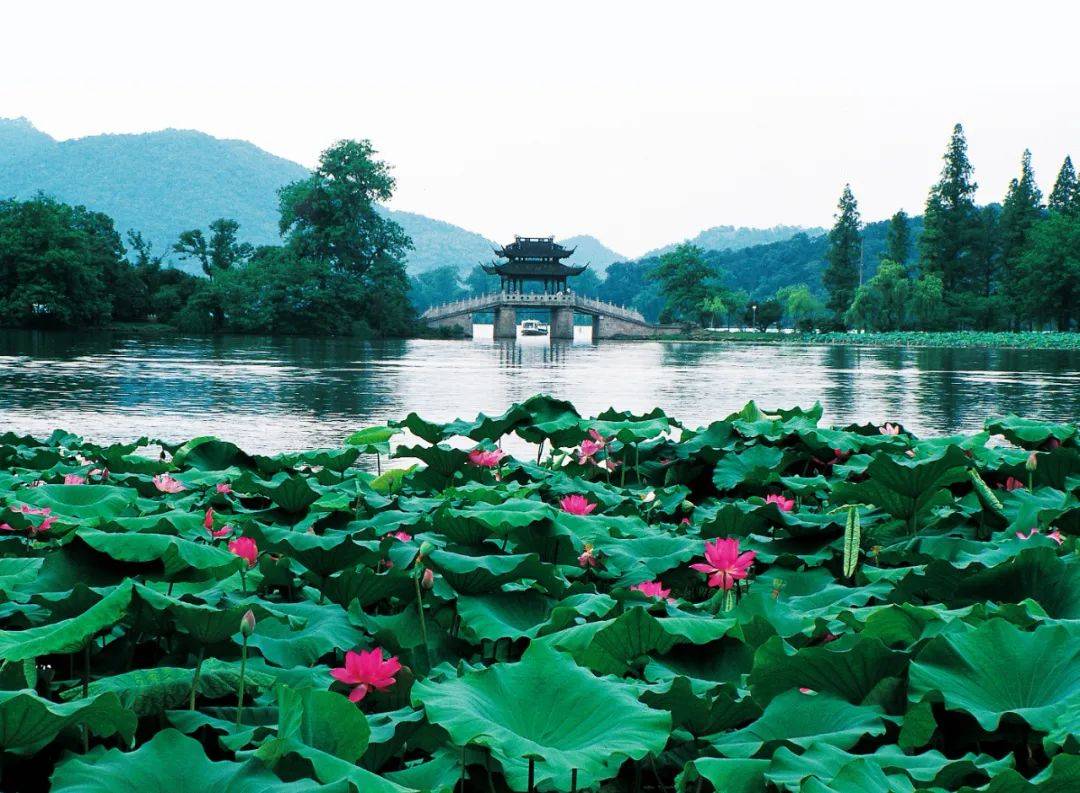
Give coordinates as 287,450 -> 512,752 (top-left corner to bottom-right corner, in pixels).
822,184 -> 862,326
884,210 -> 911,267
648,243 -> 715,324
909,274 -> 948,330
844,260 -> 911,331
278,139 -> 415,335
997,150 -> 1043,327
410,266 -> 467,313
777,284 -> 826,331
698,295 -> 727,328
0,196 -> 120,327
173,218 -> 253,278
743,298 -> 782,331
1048,156 -> 1079,215
600,260 -> 666,323
1014,212 -> 1080,329
919,124 -> 982,325
464,265 -> 499,296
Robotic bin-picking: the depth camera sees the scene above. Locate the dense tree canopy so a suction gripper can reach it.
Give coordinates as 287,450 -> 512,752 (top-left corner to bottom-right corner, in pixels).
822,185 -> 862,326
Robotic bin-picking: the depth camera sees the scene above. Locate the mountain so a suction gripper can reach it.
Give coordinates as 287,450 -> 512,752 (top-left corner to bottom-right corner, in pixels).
0,118 -> 499,276
557,235 -> 627,275
643,224 -> 824,258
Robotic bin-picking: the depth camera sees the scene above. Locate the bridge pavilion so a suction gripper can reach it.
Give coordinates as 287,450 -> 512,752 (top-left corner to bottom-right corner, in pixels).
481,236 -> 588,295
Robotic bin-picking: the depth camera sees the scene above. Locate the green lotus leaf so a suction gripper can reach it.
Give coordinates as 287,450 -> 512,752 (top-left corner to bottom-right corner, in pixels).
50,728 -> 342,792
678,757 -> 770,793
749,634 -> 908,706
985,415 -> 1076,449
247,524 -> 376,578
0,581 -> 133,661
908,619 -> 1080,732
77,527 -> 240,578
955,753 -> 1080,792
640,676 -> 760,736
247,472 -> 322,513
171,437 -> 255,471
245,599 -> 365,668
58,660 -> 274,716
456,590 -> 555,641
345,425 -> 398,453
0,690 -> 137,752
426,550 -> 551,595
833,445 -> 970,528
412,642 -> 670,790
713,444 -> 787,491
708,689 -> 886,758
15,484 -> 139,521
953,547 -> 1080,619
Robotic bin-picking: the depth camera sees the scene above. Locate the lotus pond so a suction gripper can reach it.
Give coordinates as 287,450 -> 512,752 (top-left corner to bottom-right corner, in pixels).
0,397 -> 1077,792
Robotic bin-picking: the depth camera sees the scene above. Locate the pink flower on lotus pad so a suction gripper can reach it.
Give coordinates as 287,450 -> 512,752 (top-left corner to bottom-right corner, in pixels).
560,494 -> 596,516
63,474 -> 86,485
153,474 -> 185,493
228,536 -> 258,567
331,648 -> 401,702
390,530 -> 413,542
690,538 -> 756,591
216,482 -> 232,494
631,581 -> 671,600
765,493 -> 795,512
578,439 -> 603,465
468,448 -> 506,468
578,544 -> 597,568
880,423 -> 901,435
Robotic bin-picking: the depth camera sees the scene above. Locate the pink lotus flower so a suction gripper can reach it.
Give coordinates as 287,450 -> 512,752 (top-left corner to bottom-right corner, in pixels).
63,474 -> 86,485
203,508 -> 215,531
631,580 -> 671,600
880,423 -> 901,435
799,687 -> 817,695
330,648 -> 401,703
228,536 -> 259,568
560,494 -> 596,516
89,468 -> 109,480
578,439 -> 603,465
765,493 -> 795,512
35,514 -> 58,533
208,525 -> 232,539
153,474 -> 185,493
577,543 -> 597,568
1017,528 -> 1064,545
390,530 -> 412,542
1001,477 -> 1024,491
14,505 -> 50,516
690,538 -> 756,591
216,482 -> 232,494
468,448 -> 506,469
0,523 -> 13,532
421,568 -> 435,589
680,517 -> 691,525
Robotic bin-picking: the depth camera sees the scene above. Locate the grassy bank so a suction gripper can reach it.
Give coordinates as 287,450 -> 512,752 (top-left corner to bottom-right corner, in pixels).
663,329 -> 1080,350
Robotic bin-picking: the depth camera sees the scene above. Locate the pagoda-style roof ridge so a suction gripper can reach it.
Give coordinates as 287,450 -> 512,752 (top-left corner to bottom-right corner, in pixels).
495,235 -> 574,262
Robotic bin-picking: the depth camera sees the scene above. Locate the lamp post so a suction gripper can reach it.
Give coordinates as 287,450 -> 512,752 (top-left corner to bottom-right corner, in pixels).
751,303 -> 758,331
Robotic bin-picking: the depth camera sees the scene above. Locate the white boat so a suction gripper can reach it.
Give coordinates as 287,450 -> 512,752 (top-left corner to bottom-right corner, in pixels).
520,319 -> 549,336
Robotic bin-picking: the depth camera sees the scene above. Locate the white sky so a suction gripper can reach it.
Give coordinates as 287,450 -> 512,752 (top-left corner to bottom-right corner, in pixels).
3,1 -> 1080,257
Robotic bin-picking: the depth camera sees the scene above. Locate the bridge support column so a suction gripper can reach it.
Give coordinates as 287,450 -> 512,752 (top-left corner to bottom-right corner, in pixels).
494,306 -> 517,339
551,307 -> 575,340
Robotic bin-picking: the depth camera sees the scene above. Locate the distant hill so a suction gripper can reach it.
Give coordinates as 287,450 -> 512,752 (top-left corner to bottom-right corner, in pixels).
557,235 -> 627,275
641,215 -> 925,300
0,118 -> 499,276
644,224 -> 824,258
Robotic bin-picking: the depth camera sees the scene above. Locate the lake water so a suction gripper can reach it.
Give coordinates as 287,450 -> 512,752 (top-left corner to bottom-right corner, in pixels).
1,327 -> 1077,453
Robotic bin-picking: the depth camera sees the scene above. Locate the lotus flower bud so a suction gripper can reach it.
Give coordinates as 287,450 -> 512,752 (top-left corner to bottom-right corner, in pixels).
1026,452 -> 1038,471
240,609 -> 256,637
421,568 -> 435,590
680,500 -> 694,513
418,541 -> 435,558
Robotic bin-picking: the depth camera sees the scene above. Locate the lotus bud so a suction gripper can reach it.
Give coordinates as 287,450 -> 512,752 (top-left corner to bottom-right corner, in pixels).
418,541 -> 435,558
680,500 -> 694,513
421,568 -> 435,589
1026,452 -> 1038,471
640,490 -> 656,504
240,609 -> 257,637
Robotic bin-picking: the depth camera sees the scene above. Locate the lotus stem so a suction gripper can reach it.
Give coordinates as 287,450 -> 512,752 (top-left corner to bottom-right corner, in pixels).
536,440 -> 544,464
414,572 -> 430,671
235,634 -> 249,727
376,453 -> 382,475
189,646 -> 205,710
527,758 -> 535,792
240,569 -> 247,594
82,642 -> 90,699
571,769 -> 578,793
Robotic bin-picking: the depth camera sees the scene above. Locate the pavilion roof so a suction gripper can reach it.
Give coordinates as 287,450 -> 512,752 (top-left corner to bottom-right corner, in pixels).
495,236 -> 575,261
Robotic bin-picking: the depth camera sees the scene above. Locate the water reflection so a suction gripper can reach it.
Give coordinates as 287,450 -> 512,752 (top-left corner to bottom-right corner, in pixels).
1,328 -> 1076,452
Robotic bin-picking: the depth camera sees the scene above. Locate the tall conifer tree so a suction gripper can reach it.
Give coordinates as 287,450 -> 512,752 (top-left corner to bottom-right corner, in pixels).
997,150 -> 1043,326
884,210 -> 911,268
822,184 -> 862,325
919,123 -> 982,325
1048,156 -> 1079,215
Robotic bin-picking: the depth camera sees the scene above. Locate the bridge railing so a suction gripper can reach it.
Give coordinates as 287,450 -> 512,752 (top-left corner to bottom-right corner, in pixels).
421,292 -> 647,324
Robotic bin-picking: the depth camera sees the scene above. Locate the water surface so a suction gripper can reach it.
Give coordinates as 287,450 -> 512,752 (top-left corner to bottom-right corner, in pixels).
1,327 -> 1076,452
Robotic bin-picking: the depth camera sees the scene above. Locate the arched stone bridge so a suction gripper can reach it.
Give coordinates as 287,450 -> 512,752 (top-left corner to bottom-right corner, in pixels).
421,292 -> 681,339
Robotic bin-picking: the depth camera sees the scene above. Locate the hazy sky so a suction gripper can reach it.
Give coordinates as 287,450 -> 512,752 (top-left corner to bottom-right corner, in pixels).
4,1 -> 1080,256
